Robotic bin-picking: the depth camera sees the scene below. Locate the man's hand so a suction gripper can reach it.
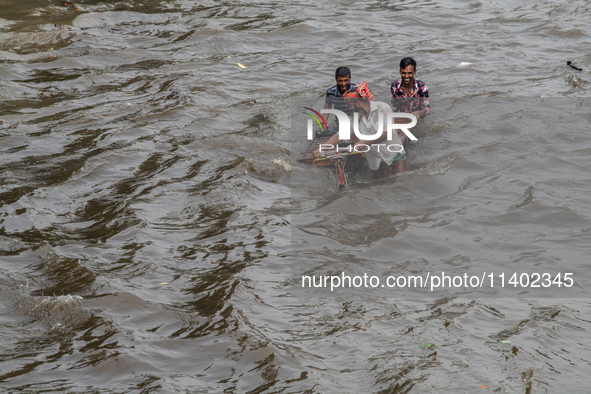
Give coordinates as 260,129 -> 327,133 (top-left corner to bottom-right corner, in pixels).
411,110 -> 425,120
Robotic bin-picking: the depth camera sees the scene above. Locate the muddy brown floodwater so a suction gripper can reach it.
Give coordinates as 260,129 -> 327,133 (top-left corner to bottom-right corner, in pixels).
1,0 -> 591,392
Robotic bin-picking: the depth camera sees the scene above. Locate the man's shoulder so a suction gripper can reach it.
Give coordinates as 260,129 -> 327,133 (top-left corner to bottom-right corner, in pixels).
391,80 -> 403,95
326,84 -> 339,96
415,79 -> 429,90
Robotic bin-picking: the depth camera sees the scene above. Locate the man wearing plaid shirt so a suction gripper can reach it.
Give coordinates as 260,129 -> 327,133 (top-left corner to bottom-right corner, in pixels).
391,57 -> 430,121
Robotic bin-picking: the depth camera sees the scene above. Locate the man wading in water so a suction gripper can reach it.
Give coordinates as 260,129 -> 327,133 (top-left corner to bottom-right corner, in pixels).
325,66 -> 357,120
315,82 -> 408,178
390,57 -> 430,121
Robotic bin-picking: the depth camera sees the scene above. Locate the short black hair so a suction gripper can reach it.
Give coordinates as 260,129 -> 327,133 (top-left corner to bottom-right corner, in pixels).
400,57 -> 417,70
335,66 -> 351,78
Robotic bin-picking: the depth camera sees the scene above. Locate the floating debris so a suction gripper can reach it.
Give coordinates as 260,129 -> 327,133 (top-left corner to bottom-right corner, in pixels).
459,62 -> 473,67
237,63 -> 247,69
418,343 -> 435,348
567,61 -> 582,71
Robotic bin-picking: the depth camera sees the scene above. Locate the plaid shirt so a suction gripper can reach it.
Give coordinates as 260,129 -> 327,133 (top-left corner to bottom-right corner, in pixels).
390,79 -> 431,116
